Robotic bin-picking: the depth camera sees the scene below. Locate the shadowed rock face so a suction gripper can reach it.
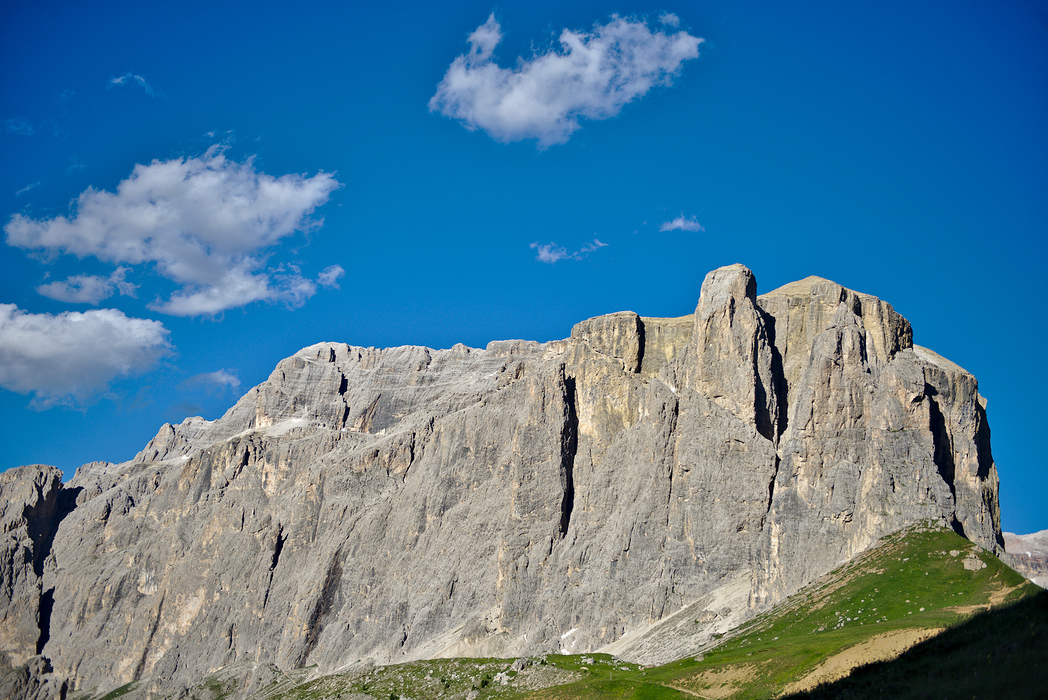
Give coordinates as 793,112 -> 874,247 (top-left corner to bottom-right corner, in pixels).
0,265 -> 1002,698
0,466 -> 65,666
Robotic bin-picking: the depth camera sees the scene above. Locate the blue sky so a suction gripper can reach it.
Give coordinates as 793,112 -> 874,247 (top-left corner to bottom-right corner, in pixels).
1,0 -> 1045,534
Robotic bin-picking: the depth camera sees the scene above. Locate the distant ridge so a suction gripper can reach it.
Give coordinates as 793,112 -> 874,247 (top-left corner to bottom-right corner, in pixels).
1003,530 -> 1048,588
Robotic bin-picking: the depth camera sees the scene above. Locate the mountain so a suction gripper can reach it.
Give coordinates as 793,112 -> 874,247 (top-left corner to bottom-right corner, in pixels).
221,522 -> 1039,700
1003,530 -> 1048,588
0,264 -> 1003,699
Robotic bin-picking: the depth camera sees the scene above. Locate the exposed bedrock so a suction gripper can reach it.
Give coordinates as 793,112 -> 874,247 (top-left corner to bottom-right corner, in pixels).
0,465 -> 66,668
0,264 -> 1001,698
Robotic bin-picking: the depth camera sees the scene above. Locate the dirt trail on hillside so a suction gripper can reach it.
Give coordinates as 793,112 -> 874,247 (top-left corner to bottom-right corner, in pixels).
945,581 -> 1026,615
782,628 -> 943,694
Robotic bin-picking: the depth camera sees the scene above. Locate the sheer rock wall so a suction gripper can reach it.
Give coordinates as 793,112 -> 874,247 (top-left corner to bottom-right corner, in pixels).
0,264 -> 1001,698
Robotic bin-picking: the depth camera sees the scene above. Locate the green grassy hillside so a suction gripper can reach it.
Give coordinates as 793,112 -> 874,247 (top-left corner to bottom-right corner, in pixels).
781,590 -> 1048,699
177,522 -> 1043,700
503,523 -> 1042,699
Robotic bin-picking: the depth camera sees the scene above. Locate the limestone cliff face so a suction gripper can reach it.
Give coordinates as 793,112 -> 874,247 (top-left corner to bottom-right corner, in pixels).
0,265 -> 1002,698
752,276 -> 1000,603
1003,531 -> 1048,587
0,466 -> 66,665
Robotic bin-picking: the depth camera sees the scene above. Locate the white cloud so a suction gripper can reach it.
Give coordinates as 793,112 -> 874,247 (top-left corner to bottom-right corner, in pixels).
110,73 -> 160,97
532,242 -> 570,264
180,369 -> 241,394
37,267 -> 138,305
317,264 -> 345,289
151,264 -> 321,317
659,214 -> 704,232
430,14 -> 703,147
15,182 -> 40,197
5,147 -> 342,316
659,13 -> 681,27
0,304 -> 171,408
150,265 -> 275,316
531,238 -> 607,264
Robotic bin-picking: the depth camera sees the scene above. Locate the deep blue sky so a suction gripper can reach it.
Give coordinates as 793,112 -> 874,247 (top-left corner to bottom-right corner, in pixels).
1,0 -> 1045,534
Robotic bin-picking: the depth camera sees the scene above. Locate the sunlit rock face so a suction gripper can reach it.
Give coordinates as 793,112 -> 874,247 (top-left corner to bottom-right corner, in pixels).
0,264 -> 1001,699
1003,531 -> 1048,588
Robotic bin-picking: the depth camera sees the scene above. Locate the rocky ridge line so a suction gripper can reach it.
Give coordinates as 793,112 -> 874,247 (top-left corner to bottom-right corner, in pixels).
0,264 -> 1002,699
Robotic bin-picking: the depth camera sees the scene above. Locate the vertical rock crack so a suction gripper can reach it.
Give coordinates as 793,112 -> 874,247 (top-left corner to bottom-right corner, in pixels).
559,375 -> 579,538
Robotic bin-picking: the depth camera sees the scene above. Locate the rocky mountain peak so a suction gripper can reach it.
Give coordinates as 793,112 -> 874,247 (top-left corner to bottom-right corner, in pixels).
0,264 -> 1003,699
687,263 -> 779,440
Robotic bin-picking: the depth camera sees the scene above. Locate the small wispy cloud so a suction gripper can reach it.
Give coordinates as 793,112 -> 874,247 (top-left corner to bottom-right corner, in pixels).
659,213 -> 704,232
530,238 -> 608,264
532,243 -> 570,264
179,369 -> 241,395
15,182 -> 40,197
430,14 -> 703,147
659,13 -> 681,27
37,267 -> 137,305
317,264 -> 345,289
2,118 -> 35,136
110,73 -> 161,97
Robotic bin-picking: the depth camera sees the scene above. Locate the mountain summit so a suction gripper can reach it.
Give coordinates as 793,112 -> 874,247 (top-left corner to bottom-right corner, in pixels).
0,264 -> 1002,699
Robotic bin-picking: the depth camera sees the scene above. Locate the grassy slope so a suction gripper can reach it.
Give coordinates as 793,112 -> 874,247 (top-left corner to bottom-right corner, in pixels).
781,590 -> 1048,699
183,523 -> 1042,700
269,654 -> 648,700
602,523 -> 1041,700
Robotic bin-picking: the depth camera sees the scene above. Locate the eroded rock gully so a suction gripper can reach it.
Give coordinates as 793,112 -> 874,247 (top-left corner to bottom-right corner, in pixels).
0,264 -> 1002,699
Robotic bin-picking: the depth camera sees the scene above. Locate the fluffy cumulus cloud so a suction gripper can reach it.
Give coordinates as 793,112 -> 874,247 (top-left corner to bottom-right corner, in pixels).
530,238 -> 607,263
5,147 -> 342,316
430,14 -> 703,147
0,304 -> 171,407
37,267 -> 137,305
659,214 -> 704,232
